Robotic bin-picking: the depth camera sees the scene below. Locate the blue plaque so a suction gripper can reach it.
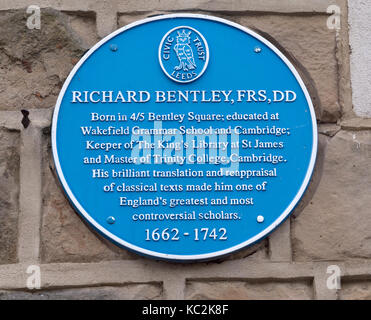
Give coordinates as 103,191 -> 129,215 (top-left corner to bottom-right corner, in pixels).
52,14 -> 317,261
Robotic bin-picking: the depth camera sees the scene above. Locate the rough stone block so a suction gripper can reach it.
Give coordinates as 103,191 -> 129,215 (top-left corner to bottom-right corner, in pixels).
219,239 -> 268,261
64,12 -> 100,48
292,130 -> 371,261
0,284 -> 162,300
235,14 -> 339,122
0,129 -> 19,264
41,135 -> 137,263
186,280 -> 313,299
0,9 -> 90,110
339,281 -> 371,300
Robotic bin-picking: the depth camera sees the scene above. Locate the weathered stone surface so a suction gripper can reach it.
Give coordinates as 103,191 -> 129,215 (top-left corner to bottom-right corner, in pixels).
349,1 -> 371,117
118,13 -> 339,122
340,281 -> 371,300
341,118 -> 371,131
0,129 -> 19,264
65,12 -> 100,48
0,9 -> 91,110
117,0 -> 337,14
186,280 -> 313,300
235,14 -> 338,122
292,130 -> 371,261
219,239 -> 268,261
319,124 -> 341,137
0,284 -> 162,300
41,135 -> 137,263
291,134 -> 327,219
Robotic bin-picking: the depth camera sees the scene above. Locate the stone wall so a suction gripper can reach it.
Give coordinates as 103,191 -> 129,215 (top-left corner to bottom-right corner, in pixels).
0,0 -> 370,300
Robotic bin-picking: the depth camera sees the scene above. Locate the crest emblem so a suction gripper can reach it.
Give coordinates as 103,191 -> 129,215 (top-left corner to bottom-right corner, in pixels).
159,26 -> 209,83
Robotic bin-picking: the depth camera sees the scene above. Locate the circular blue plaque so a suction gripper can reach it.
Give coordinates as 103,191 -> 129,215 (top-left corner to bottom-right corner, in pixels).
52,14 -> 317,261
